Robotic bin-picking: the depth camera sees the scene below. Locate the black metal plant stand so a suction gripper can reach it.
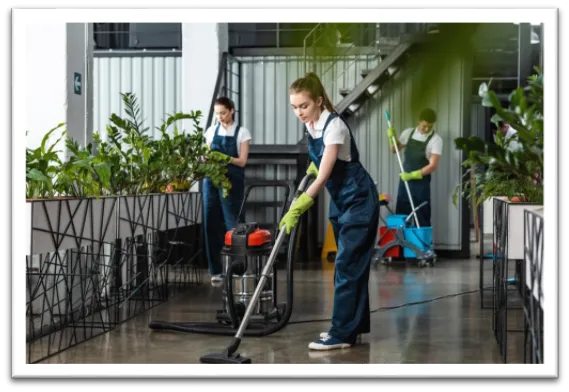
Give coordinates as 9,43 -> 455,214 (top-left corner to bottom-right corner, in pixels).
523,209 -> 544,364
26,192 -> 204,364
492,198 -> 532,363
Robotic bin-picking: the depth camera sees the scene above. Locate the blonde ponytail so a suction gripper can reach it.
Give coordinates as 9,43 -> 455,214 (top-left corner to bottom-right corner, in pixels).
290,72 -> 336,113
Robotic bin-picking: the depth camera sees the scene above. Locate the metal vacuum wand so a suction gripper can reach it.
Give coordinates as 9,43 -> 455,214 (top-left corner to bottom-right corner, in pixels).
234,172 -> 313,340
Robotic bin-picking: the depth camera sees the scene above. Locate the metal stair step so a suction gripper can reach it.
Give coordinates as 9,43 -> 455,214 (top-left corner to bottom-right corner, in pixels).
361,69 -> 374,78
336,42 -> 413,115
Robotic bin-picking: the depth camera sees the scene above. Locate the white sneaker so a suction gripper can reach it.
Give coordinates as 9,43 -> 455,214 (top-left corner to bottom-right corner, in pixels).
308,335 -> 352,351
210,274 -> 224,283
320,332 -> 362,344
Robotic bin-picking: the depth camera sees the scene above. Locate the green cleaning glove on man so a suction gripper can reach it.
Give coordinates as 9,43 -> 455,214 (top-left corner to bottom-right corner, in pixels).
279,192 -> 314,234
400,170 -> 423,181
387,127 -> 398,146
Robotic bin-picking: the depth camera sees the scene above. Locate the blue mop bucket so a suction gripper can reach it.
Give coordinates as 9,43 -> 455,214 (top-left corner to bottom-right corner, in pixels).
403,227 -> 433,258
386,214 -> 407,229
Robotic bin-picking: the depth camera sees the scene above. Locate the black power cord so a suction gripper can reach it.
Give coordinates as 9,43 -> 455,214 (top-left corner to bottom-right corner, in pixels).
288,287 -> 485,325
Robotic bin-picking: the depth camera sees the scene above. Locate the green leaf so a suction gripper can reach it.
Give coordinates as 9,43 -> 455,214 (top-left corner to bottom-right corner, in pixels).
26,168 -> 49,182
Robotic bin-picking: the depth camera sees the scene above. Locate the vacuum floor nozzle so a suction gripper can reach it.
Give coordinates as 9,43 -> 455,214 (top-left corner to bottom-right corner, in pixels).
199,352 -> 252,364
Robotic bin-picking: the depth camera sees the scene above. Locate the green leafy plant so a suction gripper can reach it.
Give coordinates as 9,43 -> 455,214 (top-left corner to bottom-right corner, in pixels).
154,112 -> 232,196
453,68 -> 543,207
26,92 -> 232,199
26,123 -> 66,199
55,138 -> 111,198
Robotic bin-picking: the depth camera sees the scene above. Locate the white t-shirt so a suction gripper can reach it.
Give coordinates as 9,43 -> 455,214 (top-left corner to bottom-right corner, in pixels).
205,123 -> 252,156
399,127 -> 443,160
494,126 -> 521,152
305,110 -> 351,162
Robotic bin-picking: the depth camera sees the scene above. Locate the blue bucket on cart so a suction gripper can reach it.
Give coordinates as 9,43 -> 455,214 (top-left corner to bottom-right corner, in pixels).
403,227 -> 433,258
386,214 -> 407,229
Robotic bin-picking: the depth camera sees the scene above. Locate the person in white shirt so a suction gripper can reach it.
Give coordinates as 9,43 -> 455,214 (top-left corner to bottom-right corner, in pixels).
493,121 -> 521,151
282,72 -> 379,351
387,108 -> 443,227
203,97 -> 252,283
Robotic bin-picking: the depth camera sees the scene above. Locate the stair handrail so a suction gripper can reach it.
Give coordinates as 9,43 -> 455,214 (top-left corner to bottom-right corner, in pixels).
303,23 -> 327,74
321,24 -> 382,103
302,24 -> 433,105
302,24 -> 382,104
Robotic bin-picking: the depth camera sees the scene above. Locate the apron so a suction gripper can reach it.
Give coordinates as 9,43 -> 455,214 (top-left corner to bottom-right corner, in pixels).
307,113 -> 379,344
395,128 -> 434,227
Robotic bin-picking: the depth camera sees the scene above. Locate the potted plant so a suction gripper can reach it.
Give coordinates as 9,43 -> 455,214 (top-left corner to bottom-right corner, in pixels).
453,68 -> 543,260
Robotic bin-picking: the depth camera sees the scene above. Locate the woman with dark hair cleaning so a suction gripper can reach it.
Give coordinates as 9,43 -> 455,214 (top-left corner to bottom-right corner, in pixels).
282,72 -> 379,350
203,97 -> 252,283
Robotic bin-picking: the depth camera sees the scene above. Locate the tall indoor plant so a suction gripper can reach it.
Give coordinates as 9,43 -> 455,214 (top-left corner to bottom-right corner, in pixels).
453,69 -> 543,207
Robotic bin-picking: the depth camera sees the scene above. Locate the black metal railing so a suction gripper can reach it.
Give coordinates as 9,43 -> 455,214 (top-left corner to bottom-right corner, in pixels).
229,24 -> 318,48
303,23 -> 437,79
478,200 -> 495,309
492,197 -> 538,363
523,208 -> 544,364
26,192 -> 203,364
93,23 -> 182,50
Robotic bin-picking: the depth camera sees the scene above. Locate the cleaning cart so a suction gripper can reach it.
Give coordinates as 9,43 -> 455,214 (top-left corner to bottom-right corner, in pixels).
373,193 -> 436,267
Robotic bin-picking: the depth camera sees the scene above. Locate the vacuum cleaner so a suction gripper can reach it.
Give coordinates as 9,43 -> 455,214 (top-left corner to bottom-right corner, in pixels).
149,173 -> 316,364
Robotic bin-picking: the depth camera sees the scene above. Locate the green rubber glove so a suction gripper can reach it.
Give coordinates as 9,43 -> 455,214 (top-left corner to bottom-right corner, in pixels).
306,162 -> 319,177
387,127 -> 398,146
210,151 -> 233,165
279,193 -> 314,234
400,170 -> 423,181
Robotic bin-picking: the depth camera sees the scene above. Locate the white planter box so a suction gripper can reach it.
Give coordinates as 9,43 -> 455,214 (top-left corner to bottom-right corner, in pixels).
494,197 -> 542,260
117,194 -> 168,241
483,196 -> 506,235
27,197 -> 118,256
166,192 -> 203,230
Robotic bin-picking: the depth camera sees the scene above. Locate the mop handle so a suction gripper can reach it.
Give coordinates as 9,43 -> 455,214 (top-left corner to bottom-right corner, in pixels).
384,110 -> 421,228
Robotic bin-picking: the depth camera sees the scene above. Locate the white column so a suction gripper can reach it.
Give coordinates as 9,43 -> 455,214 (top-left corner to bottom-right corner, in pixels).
25,23 -> 67,158
65,23 -> 94,154
182,23 -> 227,192
181,23 -> 227,132
25,23 -> 94,158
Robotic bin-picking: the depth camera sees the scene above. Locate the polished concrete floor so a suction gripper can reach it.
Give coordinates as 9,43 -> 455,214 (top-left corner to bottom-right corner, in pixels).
36,252 -> 526,364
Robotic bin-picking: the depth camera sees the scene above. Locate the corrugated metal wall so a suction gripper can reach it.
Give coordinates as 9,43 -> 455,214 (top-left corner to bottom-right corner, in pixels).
92,52 -> 469,250
471,103 -> 490,140
93,54 -> 183,140
238,55 -> 380,227
239,55 -> 379,144
238,53 -> 469,251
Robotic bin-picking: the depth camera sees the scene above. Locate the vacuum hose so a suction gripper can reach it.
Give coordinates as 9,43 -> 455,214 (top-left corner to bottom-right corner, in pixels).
148,223 -> 300,336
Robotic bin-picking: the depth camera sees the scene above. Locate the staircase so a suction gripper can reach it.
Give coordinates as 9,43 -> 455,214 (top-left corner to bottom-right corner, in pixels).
336,41 -> 413,116
303,23 -> 437,118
